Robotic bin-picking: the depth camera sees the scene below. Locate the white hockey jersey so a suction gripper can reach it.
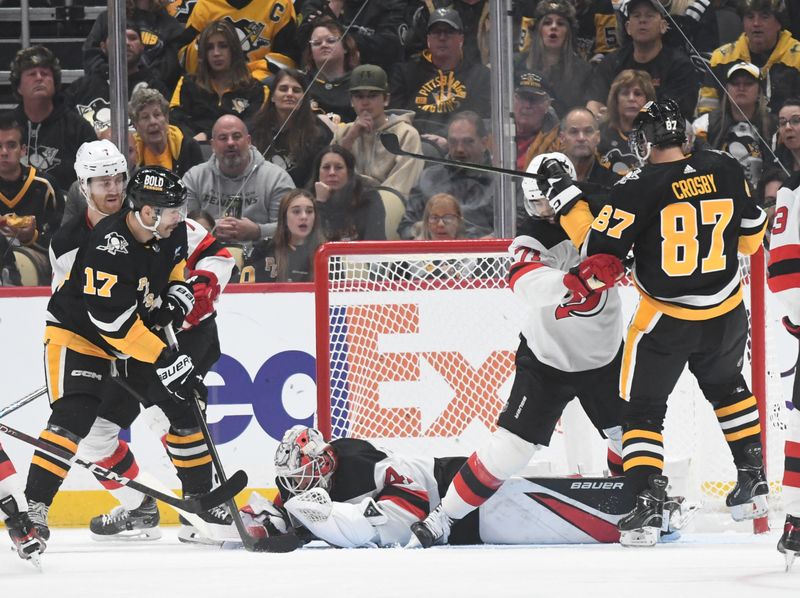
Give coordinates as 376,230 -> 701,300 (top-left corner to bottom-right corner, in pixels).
508,218 -> 623,372
768,174 -> 800,322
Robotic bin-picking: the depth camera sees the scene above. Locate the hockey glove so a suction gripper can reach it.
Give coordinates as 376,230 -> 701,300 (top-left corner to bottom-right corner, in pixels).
537,158 -> 582,216
184,270 -> 220,328
151,281 -> 195,329
562,254 -> 625,303
155,348 -> 207,403
782,316 -> 800,340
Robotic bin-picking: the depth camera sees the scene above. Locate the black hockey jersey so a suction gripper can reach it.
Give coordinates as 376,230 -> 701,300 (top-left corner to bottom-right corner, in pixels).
565,150 -> 767,320
0,165 -> 63,253
45,209 -> 188,363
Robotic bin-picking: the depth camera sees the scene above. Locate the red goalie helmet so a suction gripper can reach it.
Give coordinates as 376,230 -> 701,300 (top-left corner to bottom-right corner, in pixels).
274,426 -> 337,495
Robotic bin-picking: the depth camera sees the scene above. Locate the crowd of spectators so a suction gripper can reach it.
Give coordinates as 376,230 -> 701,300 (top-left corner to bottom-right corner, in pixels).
1,0 -> 798,285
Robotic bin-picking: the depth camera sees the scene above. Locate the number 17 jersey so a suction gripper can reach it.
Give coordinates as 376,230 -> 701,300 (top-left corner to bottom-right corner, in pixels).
578,150 -> 767,320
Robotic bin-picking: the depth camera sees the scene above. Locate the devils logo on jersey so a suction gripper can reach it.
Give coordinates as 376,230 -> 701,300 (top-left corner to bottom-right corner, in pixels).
555,291 -> 607,320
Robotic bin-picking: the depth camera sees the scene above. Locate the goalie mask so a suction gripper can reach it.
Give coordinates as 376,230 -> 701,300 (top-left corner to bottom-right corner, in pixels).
630,98 -> 686,164
127,166 -> 187,238
521,152 -> 577,221
274,426 -> 337,496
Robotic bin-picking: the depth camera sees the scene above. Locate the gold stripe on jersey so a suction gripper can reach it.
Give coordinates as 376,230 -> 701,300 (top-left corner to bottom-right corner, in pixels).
44,342 -> 66,402
714,396 -> 757,418
100,318 -> 165,364
0,166 -> 37,209
168,259 -> 187,283
738,220 -> 768,256
41,429 -> 79,454
44,325 -> 113,359
620,300 -> 661,400
638,285 -> 743,321
724,424 -> 761,442
560,200 -> 595,248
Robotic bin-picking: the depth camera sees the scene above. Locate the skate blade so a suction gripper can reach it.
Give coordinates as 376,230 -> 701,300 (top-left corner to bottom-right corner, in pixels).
27,551 -> 43,571
90,527 -> 162,542
729,494 -> 769,522
785,550 -> 798,573
178,526 -> 228,546
620,527 -> 659,547
404,534 -> 423,549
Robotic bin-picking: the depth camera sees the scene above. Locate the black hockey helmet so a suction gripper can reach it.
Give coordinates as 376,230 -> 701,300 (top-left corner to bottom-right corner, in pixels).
127,166 -> 186,211
630,98 -> 686,162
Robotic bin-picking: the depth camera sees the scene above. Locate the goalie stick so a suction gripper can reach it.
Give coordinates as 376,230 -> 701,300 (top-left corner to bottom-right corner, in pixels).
0,420 -> 247,513
0,386 -> 47,419
163,326 -> 301,553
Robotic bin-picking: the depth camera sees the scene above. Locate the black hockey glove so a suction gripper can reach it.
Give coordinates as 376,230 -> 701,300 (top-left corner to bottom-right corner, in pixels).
155,348 -> 207,404
538,158 -> 582,216
151,281 -> 195,329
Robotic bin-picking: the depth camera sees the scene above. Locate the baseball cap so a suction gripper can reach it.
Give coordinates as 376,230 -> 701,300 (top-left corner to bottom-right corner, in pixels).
515,71 -> 553,97
428,7 -> 463,32
726,61 -> 760,82
349,64 -> 388,92
621,0 -> 668,17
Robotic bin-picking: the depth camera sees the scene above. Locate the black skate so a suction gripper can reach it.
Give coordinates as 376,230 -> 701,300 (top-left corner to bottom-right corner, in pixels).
89,495 -> 161,541
407,504 -> 453,548
661,495 -> 701,539
726,443 -> 769,522
178,498 -> 236,545
1,496 -> 45,568
618,474 -> 668,547
777,514 -> 800,572
26,500 -> 50,541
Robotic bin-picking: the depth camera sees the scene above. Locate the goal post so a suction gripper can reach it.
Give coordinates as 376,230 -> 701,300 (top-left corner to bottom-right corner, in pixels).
313,240 -> 783,530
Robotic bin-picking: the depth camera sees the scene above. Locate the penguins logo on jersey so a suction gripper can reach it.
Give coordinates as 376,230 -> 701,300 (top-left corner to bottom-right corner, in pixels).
554,292 -> 606,320
229,18 -> 268,53
97,232 -> 129,255
23,146 -> 60,173
77,97 -> 111,131
231,97 -> 250,114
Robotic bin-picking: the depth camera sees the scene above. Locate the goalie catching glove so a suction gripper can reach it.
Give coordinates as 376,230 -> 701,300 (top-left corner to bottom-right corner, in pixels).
563,254 -> 625,303
184,270 -> 221,328
155,347 -> 207,404
151,281 -> 195,329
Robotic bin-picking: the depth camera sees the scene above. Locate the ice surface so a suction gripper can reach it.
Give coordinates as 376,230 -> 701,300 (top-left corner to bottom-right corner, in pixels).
1,528 -> 797,598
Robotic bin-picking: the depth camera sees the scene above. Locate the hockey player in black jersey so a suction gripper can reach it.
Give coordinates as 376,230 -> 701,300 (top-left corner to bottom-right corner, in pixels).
408,153 -> 629,548
536,98 -> 769,546
24,165 -> 220,545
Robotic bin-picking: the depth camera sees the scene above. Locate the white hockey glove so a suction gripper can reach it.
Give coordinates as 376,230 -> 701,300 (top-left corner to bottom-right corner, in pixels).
239,492 -> 290,538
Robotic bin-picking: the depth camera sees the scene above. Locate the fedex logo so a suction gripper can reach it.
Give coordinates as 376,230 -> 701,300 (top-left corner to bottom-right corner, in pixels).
329,303 -> 515,438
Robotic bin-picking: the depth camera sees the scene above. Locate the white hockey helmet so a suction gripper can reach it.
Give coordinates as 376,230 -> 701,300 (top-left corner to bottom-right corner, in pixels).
75,139 -> 128,201
521,151 -> 577,219
274,426 -> 337,496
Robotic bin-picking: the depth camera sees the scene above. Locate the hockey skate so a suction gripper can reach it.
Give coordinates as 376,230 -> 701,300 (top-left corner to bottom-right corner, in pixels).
618,474 -> 668,547
89,495 -> 161,541
407,504 -> 453,548
26,500 -> 50,542
726,444 -> 769,522
1,497 -> 45,568
178,499 -> 237,545
777,514 -> 800,572
661,495 -> 701,540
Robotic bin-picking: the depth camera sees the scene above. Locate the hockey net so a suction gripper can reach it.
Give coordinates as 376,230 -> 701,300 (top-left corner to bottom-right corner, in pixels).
314,240 -> 788,530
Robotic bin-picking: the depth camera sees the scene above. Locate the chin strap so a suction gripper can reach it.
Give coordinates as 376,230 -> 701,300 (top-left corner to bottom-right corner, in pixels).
134,209 -> 164,240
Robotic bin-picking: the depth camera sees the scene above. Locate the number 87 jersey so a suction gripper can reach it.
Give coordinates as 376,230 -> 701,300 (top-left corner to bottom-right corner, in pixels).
566,150 -> 768,320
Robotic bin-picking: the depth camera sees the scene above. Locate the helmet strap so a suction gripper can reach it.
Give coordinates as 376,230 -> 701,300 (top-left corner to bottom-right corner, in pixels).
133,207 -> 163,240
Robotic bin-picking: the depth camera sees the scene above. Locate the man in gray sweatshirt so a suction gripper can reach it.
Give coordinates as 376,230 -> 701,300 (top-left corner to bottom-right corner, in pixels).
183,115 -> 295,244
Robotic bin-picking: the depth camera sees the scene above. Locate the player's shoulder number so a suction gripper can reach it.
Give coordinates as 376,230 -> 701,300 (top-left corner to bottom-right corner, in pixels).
591,204 -> 636,239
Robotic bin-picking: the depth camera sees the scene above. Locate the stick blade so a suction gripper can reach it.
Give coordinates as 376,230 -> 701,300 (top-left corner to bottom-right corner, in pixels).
379,132 -> 403,155
191,470 -> 249,512
250,533 -> 302,553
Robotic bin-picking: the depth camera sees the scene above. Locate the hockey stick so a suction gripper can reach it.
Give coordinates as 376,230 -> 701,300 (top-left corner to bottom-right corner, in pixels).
0,386 -> 47,419
0,420 -> 246,513
164,326 -> 300,553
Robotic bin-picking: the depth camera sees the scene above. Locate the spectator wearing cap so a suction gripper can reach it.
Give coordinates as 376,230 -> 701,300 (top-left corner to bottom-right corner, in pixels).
398,110 -> 495,239
390,7 -> 492,137
403,0 -> 491,65
693,61 -> 777,188
10,46 -> 97,193
699,0 -> 800,115
515,0 -> 605,117
296,0 -> 404,77
587,0 -> 699,120
334,64 -> 423,200
514,71 -> 560,170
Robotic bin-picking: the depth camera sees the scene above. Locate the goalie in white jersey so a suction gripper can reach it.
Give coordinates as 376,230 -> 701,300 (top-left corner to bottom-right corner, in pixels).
767,171 -> 800,570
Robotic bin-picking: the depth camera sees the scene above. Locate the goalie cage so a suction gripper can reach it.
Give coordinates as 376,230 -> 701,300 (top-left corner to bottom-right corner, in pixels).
314,240 -> 789,533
